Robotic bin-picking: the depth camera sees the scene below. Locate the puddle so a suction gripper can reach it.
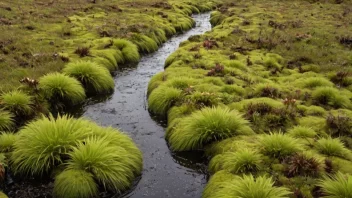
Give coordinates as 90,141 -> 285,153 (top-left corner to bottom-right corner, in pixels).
77,13 -> 212,198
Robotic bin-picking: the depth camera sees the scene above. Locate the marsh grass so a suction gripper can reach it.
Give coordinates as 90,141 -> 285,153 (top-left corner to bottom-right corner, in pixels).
168,107 -> 254,151
148,86 -> 182,116
63,61 -> 114,94
54,169 -> 98,198
312,87 -> 351,109
203,171 -> 291,198
0,132 -> 17,153
0,110 -> 14,131
260,133 -> 302,159
39,73 -> 86,106
315,138 -> 352,159
11,115 -> 93,175
209,149 -> 262,174
287,126 -> 317,138
319,172 -> 352,198
0,90 -> 34,117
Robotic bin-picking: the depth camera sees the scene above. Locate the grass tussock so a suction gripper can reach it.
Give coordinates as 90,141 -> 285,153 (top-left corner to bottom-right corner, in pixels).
260,133 -> 302,159
315,138 -> 352,159
0,110 -> 14,131
54,169 -> 98,198
0,90 -> 33,117
203,171 -> 291,198
287,126 -> 317,138
0,132 -> 17,153
319,172 -> 352,198
39,73 -> 86,105
148,86 -> 182,116
312,87 -> 351,109
209,149 -> 262,174
11,115 -> 93,175
168,107 -> 254,151
63,61 -> 114,94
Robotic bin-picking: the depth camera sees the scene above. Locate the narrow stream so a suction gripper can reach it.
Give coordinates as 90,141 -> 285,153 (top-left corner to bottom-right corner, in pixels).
77,13 -> 211,198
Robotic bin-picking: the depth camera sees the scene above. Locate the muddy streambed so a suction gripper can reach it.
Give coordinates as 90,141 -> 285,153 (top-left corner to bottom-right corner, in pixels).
76,13 -> 212,198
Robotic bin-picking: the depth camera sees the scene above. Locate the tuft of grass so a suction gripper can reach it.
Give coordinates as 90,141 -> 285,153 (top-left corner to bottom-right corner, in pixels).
0,90 -> 33,117
0,132 -> 18,152
0,191 -> 8,198
63,61 -> 114,94
11,115 -> 94,175
260,133 -> 302,159
39,73 -> 86,105
67,136 -> 142,192
287,126 -> 317,138
296,77 -> 334,89
0,110 -> 14,131
315,138 -> 352,159
130,33 -> 158,53
312,87 -> 351,109
319,172 -> 352,198
148,86 -> 182,116
114,39 -> 140,63
168,107 -> 254,151
54,169 -> 98,198
203,171 -> 291,198
210,11 -> 225,26
209,149 -> 262,174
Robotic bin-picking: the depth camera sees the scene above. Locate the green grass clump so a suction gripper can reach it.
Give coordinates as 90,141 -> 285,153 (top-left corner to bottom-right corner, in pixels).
209,149 -> 262,174
0,132 -> 17,152
210,11 -> 225,26
54,169 -> 98,198
93,49 -> 122,71
168,107 -> 254,151
0,90 -> 33,117
312,87 -> 351,109
0,110 -> 14,131
67,136 -> 141,192
315,138 -> 352,159
11,115 -> 93,175
203,171 -> 291,198
130,34 -> 158,53
39,73 -> 86,105
287,126 -> 317,138
114,39 -> 140,63
319,172 -> 352,198
148,86 -> 182,116
63,61 -> 114,94
260,133 -> 301,159
296,77 -> 334,88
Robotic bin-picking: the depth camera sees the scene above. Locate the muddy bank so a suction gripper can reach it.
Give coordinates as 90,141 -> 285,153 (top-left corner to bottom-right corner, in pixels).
75,13 -> 212,198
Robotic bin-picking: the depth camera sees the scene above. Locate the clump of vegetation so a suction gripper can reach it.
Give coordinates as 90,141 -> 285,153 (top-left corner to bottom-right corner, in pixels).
0,110 -> 14,131
74,47 -> 90,57
287,126 -> 317,138
113,39 -> 140,63
203,171 -> 291,198
326,114 -> 352,137
319,172 -> 352,198
314,138 -> 351,159
0,132 -> 17,152
38,73 -> 86,105
209,149 -> 262,174
168,107 -> 254,151
11,114 -> 142,196
285,154 -> 321,177
148,86 -> 182,116
63,61 -> 114,94
54,169 -> 98,198
260,133 -> 301,159
312,87 -> 351,109
0,90 -> 34,117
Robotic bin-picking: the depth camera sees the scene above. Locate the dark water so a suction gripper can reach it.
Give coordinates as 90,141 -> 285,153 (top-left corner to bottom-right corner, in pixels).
78,13 -> 212,198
